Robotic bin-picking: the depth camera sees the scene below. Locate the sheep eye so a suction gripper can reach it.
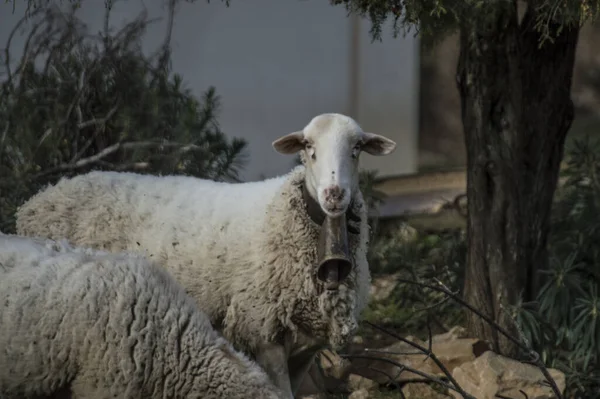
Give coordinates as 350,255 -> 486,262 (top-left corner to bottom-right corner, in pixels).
352,143 -> 361,158
304,141 -> 316,160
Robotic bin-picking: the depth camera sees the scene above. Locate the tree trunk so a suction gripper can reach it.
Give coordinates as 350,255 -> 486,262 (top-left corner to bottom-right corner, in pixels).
456,1 -> 579,357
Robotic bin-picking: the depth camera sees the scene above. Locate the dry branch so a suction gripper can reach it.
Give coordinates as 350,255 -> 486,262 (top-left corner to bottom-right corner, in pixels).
379,278 -> 564,399
33,140 -> 202,178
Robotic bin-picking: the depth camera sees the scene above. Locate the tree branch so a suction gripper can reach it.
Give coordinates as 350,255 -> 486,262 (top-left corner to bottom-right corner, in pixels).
3,9 -> 41,90
77,103 -> 119,130
96,160 -> 150,171
32,140 -> 202,179
341,353 -> 475,399
363,320 -> 474,399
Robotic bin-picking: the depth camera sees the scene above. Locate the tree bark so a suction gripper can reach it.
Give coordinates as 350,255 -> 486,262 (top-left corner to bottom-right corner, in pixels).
457,1 -> 579,357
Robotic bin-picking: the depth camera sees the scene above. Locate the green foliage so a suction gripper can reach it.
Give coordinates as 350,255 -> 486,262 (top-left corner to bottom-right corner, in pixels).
364,223 -> 466,335
329,0 -> 600,46
330,0 -> 457,45
509,137 -> 600,397
362,137 -> 600,396
0,5 -> 247,233
8,0 -> 231,16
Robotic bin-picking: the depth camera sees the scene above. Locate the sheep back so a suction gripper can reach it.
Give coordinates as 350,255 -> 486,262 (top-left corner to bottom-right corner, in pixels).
15,166 -> 371,354
0,233 -> 282,399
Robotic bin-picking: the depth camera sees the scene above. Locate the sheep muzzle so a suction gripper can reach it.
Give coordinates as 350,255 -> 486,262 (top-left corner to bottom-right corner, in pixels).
316,215 -> 353,290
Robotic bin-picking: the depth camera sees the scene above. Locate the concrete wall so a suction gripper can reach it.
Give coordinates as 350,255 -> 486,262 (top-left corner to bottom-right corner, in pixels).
1,0 -> 420,181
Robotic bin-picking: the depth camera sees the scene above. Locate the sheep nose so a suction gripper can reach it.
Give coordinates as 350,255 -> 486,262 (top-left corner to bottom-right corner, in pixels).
323,185 -> 345,204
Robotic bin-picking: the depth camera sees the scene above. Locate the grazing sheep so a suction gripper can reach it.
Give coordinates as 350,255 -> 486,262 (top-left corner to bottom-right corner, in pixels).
0,233 -> 284,399
16,112 -> 397,398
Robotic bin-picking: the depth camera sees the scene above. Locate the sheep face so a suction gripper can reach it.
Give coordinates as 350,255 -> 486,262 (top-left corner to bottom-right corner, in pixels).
272,113 -> 396,217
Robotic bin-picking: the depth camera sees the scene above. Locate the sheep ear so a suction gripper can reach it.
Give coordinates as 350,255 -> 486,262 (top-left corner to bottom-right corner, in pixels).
272,131 -> 305,154
361,132 -> 397,156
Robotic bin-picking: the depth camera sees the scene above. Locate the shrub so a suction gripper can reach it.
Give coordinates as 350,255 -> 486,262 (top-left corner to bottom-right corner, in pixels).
0,4 -> 247,233
364,224 -> 466,336
514,136 -> 600,397
363,138 -> 600,396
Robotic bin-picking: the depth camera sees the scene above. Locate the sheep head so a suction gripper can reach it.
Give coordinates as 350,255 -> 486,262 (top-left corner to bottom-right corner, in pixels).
272,113 -> 397,218
273,113 -> 396,290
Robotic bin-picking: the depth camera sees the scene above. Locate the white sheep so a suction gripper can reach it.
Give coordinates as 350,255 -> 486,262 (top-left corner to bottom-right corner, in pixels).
15,112 -> 397,398
0,233 -> 284,399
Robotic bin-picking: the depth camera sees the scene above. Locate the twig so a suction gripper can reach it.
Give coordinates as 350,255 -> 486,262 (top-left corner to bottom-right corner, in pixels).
77,103 -> 119,130
495,390 -> 529,399
32,140 -> 201,179
359,366 -> 404,397
411,294 -> 453,313
0,120 -> 8,168
0,121 -> 8,149
364,321 -> 474,399
364,348 -> 423,356
12,12 -> 44,78
341,354 -> 476,399
425,316 -> 434,362
3,10 -> 35,89
36,127 -> 53,148
63,67 -> 90,130
395,278 -> 564,399
162,0 -> 177,57
96,161 -> 150,171
149,0 -> 177,86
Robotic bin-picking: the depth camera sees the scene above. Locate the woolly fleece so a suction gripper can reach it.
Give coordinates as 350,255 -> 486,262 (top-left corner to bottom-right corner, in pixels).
0,233 -> 283,399
16,165 -> 371,352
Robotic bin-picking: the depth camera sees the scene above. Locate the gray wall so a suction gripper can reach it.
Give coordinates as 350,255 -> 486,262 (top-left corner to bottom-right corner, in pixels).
1,0 -> 420,181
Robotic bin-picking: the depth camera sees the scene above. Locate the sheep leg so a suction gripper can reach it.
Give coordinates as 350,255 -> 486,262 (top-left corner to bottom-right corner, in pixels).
287,350 -> 318,395
254,342 -> 294,399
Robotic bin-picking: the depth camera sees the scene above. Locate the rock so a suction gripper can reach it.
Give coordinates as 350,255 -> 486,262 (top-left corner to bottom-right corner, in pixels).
346,326 -> 493,388
347,374 -> 378,392
296,350 -> 352,397
295,362 -> 326,396
348,388 -> 370,399
370,272 -> 401,302
423,337 -> 490,375
395,222 -> 419,243
403,383 -> 452,398
450,350 -> 566,399
352,335 -> 489,384
431,326 -> 468,343
319,349 -> 352,380
352,335 -> 364,345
